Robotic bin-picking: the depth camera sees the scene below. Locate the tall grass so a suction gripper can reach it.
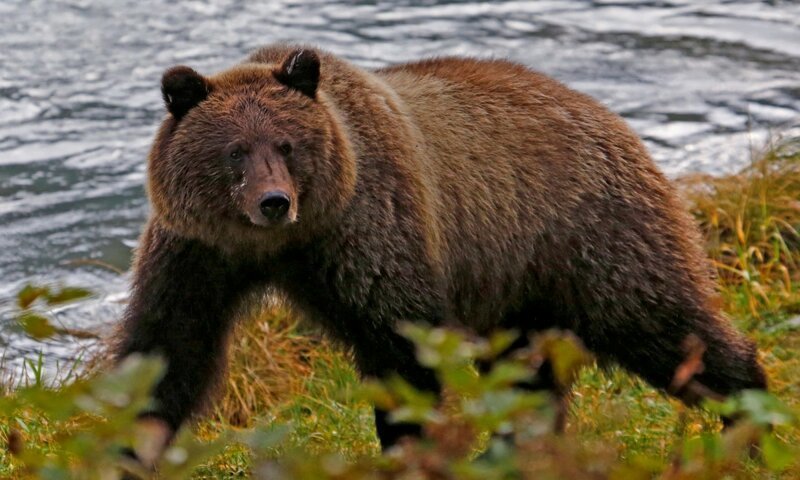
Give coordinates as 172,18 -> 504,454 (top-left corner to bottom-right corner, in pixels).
681,137 -> 800,323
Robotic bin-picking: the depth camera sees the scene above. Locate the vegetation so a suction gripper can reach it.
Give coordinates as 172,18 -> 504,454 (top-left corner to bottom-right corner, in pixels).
1,137 -> 799,478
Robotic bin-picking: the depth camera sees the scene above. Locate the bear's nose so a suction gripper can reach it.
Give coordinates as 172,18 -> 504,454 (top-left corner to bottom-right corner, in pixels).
259,191 -> 291,221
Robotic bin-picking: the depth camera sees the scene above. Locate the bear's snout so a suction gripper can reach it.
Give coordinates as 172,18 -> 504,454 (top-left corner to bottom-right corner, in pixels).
258,191 -> 291,222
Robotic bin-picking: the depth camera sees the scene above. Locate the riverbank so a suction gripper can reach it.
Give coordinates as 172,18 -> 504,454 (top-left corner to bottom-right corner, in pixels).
1,137 -> 799,478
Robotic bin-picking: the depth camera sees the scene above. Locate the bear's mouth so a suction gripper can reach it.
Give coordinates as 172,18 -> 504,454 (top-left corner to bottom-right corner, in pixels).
235,210 -> 296,230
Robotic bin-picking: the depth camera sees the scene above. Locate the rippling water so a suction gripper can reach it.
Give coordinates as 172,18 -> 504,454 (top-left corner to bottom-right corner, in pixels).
1,0 -> 799,375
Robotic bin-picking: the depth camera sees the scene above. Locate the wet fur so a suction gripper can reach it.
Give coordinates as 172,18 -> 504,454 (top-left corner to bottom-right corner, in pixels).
116,44 -> 766,448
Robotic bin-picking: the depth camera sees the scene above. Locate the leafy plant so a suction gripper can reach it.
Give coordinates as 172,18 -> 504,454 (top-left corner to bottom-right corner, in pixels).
14,283 -> 98,341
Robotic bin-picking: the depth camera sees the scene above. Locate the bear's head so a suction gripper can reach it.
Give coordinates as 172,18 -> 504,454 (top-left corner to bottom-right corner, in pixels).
148,49 -> 357,252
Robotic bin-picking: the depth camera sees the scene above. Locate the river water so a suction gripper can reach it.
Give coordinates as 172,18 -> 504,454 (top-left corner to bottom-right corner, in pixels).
1,0 -> 799,376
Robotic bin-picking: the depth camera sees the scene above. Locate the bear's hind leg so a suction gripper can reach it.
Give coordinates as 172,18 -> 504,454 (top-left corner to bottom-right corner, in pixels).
551,200 -> 767,416
582,302 -> 766,413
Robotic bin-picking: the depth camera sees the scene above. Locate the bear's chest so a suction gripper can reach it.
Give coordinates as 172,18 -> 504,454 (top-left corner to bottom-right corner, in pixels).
270,238 -> 446,339
270,245 -> 388,329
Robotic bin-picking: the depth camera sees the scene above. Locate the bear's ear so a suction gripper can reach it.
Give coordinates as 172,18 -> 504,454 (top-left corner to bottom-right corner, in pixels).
273,49 -> 320,99
161,66 -> 210,120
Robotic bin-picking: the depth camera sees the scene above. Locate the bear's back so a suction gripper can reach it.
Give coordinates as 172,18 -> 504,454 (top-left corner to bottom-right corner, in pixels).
375,58 -> 682,328
248,47 -> 696,331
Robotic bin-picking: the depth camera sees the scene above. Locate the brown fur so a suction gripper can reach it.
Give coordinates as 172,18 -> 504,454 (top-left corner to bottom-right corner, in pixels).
116,44 -> 766,454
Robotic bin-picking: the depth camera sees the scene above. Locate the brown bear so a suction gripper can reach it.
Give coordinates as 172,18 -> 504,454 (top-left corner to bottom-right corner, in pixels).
115,44 -> 766,464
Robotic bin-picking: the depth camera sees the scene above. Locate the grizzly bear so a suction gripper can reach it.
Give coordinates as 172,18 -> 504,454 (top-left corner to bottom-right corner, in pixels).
115,44 -> 766,464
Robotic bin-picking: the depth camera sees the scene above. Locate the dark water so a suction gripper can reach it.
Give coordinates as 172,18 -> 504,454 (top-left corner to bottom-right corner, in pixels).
1,0 -> 799,377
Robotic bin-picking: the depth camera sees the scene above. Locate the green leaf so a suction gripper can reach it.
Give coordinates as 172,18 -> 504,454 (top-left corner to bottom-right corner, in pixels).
18,312 -> 57,339
441,367 -> 479,393
737,390 -> 796,427
159,429 -> 229,478
385,376 -> 440,424
92,354 -> 166,410
682,433 -> 723,463
710,390 -> 798,427
761,434 -> 795,471
357,380 -> 396,410
238,423 -> 291,454
485,330 -> 519,360
482,362 -> 535,391
536,331 -> 591,387
17,284 -> 50,309
45,287 -> 92,305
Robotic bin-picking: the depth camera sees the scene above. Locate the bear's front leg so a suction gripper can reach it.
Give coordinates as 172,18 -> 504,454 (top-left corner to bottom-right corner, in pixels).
350,327 -> 441,449
114,221 -> 256,466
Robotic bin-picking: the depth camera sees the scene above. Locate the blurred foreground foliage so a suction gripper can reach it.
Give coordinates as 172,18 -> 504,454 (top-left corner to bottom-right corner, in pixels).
0,325 -> 800,480
0,353 -> 286,479
1,323 -> 797,479
2,137 -> 800,479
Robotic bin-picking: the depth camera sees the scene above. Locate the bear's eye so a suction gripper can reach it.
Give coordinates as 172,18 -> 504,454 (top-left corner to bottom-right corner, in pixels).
278,142 -> 293,157
229,148 -> 244,162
